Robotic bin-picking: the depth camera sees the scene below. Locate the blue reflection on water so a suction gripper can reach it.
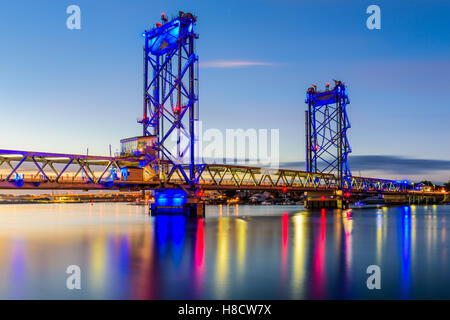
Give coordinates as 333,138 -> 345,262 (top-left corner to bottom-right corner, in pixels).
119,236 -> 130,275
154,215 -> 186,266
10,238 -> 26,298
155,215 -> 170,258
0,203 -> 450,299
400,206 -> 411,299
171,216 -> 186,266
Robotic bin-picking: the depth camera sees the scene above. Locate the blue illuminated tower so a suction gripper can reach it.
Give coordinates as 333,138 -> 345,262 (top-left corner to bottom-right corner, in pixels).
140,12 -> 199,188
305,81 -> 352,188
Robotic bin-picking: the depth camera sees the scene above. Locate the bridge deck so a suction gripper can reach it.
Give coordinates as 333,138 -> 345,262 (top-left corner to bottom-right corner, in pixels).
0,149 -> 446,196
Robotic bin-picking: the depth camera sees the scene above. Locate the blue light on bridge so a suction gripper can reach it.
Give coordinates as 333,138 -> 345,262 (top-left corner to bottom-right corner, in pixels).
120,168 -> 128,180
152,189 -> 188,214
13,173 -> 24,187
107,167 -> 117,182
13,173 -> 24,181
138,160 -> 147,168
145,17 -> 195,56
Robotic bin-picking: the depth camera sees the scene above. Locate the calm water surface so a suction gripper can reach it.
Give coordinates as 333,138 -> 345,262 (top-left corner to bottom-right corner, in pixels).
0,203 -> 449,299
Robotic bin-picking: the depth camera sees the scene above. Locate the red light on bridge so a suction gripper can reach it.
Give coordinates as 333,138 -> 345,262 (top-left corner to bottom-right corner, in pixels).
314,144 -> 319,151
344,192 -> 351,198
320,196 -> 326,200
196,190 -> 204,198
172,104 -> 182,114
281,187 -> 288,192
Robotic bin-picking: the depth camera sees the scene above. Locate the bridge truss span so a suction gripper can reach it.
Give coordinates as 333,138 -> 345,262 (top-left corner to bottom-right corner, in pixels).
0,149 -> 142,189
344,176 -> 407,193
166,164 -> 339,191
0,150 -> 341,192
0,149 -> 442,198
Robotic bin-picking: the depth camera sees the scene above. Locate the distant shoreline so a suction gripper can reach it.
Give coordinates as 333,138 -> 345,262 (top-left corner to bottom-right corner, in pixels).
0,199 -> 136,205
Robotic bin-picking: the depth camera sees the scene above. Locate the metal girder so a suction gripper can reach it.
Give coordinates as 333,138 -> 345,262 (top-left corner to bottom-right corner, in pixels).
0,150 -> 414,195
141,12 -> 199,190
306,81 -> 352,188
165,164 -> 339,191
343,176 -> 407,193
0,149 -> 140,187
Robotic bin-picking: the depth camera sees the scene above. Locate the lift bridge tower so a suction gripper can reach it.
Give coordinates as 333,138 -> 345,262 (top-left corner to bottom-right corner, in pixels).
305,81 -> 352,188
138,12 -> 203,216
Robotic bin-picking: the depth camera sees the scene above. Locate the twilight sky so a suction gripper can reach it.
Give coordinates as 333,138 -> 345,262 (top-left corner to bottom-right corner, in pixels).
0,0 -> 449,183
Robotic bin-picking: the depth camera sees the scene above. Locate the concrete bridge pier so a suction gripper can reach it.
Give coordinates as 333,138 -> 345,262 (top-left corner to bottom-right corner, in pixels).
183,197 -> 206,218
406,194 -> 443,205
304,190 -> 349,210
150,189 -> 205,218
383,194 -> 408,206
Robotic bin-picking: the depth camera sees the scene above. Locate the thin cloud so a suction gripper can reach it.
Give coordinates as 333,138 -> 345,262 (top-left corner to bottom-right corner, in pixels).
200,60 -> 276,68
348,155 -> 450,175
281,155 -> 450,175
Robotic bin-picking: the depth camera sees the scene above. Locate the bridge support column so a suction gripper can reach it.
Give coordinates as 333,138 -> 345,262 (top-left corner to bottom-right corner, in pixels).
183,197 -> 206,218
304,191 -> 349,210
383,194 -> 408,205
150,189 -> 205,218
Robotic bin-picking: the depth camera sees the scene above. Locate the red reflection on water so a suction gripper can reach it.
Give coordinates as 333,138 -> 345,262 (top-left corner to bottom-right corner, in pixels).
346,209 -> 351,219
195,219 -> 205,268
194,218 -> 205,296
343,209 -> 353,293
312,210 -> 326,298
281,212 -> 289,279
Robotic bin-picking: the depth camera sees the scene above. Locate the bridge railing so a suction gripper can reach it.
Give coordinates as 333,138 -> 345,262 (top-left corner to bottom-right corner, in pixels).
344,176 -> 407,193
0,150 -> 419,194
166,164 -> 339,190
0,149 -> 140,187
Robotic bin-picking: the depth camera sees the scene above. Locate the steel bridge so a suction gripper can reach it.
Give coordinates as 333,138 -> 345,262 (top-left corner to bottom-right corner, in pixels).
0,149 -> 415,194
0,11 -> 446,214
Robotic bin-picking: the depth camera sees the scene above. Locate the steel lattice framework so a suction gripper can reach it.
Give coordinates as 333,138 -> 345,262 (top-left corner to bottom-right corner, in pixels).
0,150 -> 339,191
166,164 -> 339,191
0,149 -> 425,194
344,176 -> 406,193
0,149 -> 146,189
306,81 -> 352,188
140,12 -> 199,190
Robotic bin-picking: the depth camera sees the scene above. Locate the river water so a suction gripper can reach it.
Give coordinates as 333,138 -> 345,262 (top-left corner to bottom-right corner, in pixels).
0,203 -> 449,299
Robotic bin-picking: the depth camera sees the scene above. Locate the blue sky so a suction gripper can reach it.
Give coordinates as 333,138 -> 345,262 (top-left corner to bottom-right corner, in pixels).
0,0 -> 449,182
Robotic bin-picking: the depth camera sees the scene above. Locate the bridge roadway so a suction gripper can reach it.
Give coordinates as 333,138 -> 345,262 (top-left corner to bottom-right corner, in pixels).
0,149 -> 446,198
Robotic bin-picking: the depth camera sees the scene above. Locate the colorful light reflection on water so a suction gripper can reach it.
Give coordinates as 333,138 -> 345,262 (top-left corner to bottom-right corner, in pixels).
0,203 -> 450,299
